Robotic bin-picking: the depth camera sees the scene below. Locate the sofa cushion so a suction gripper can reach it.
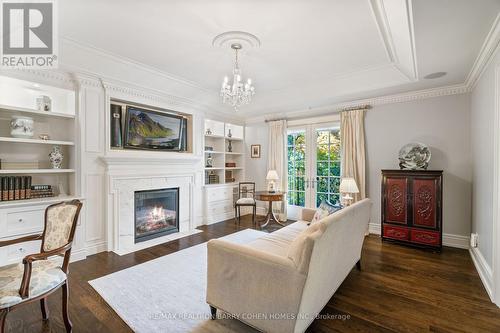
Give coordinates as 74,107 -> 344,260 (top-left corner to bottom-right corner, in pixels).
287,222 -> 326,273
246,221 -> 309,257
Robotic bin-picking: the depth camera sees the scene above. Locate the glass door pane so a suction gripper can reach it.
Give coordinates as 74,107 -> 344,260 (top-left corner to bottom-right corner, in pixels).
286,124 -> 341,218
287,129 -> 306,209
315,128 -> 341,206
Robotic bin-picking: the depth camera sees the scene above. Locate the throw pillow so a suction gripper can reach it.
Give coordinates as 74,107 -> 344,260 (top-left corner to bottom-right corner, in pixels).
309,200 -> 342,225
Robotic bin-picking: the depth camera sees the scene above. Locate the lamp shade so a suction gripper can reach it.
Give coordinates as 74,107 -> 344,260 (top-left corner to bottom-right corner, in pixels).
266,170 -> 279,180
339,177 -> 359,193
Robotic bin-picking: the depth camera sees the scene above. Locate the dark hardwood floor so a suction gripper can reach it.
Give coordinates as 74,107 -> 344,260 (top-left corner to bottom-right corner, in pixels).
4,216 -> 500,332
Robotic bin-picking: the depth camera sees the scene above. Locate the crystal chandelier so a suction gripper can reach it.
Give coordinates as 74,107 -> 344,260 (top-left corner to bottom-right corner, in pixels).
220,43 -> 255,110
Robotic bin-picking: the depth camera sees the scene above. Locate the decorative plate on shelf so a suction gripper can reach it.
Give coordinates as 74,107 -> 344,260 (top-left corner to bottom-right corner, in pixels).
398,143 -> 431,170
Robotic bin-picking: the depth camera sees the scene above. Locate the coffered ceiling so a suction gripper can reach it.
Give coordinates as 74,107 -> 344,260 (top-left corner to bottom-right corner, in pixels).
59,0 -> 500,117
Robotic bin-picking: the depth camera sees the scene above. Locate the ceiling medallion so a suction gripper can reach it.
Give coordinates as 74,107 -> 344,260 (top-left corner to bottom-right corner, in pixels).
213,31 -> 260,111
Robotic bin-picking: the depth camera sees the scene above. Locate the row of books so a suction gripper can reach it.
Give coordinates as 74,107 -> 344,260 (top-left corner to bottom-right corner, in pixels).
0,176 -> 54,201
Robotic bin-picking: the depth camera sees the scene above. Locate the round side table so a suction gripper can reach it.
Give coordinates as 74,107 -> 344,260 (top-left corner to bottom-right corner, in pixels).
255,191 -> 284,228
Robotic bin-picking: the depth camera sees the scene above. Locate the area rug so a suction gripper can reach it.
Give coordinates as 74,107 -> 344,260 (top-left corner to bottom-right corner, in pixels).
89,229 -> 265,333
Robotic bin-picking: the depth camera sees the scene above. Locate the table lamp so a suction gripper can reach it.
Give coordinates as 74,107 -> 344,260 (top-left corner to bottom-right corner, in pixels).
266,170 -> 279,193
339,177 -> 359,206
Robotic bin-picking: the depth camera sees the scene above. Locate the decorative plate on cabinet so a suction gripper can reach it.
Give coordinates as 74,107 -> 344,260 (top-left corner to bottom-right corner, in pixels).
398,143 -> 431,170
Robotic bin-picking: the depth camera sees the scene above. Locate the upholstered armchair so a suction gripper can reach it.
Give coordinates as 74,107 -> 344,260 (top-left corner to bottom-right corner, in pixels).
0,200 -> 82,333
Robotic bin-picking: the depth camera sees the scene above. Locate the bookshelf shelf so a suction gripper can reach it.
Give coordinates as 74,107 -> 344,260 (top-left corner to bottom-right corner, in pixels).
0,169 -> 75,174
0,137 -> 75,146
0,104 -> 75,119
205,134 -> 225,139
0,195 -> 82,208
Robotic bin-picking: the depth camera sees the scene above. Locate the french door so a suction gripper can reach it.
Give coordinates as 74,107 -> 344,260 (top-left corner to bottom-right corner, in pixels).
287,124 -> 341,219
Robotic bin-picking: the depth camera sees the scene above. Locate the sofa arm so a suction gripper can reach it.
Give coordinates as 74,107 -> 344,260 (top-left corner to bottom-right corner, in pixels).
298,208 -> 316,222
206,239 -> 307,333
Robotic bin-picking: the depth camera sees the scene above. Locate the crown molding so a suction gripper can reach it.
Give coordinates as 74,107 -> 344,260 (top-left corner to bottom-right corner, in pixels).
70,72 -> 103,89
0,68 -> 77,89
245,83 -> 468,124
465,13 -> 500,90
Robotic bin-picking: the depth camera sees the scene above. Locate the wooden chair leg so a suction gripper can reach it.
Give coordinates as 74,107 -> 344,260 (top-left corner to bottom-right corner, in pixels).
253,205 -> 256,225
41,297 -> 49,320
62,282 -> 72,332
356,259 -> 361,271
0,309 -> 8,333
238,206 -> 241,224
234,206 -> 238,224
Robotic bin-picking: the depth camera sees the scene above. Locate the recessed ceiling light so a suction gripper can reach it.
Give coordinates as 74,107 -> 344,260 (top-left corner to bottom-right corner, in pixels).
424,72 -> 447,79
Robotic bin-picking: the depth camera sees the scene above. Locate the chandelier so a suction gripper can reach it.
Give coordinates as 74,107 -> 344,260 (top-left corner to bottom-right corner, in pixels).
220,43 -> 255,110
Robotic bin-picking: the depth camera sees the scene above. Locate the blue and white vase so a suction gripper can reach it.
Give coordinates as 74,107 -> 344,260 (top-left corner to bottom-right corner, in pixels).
49,146 -> 63,169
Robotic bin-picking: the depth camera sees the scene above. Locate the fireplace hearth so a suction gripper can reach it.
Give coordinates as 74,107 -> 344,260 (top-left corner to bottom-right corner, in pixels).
134,188 -> 179,243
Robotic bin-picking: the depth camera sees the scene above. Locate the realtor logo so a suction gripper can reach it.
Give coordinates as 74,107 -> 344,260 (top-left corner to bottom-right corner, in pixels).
1,0 -> 58,68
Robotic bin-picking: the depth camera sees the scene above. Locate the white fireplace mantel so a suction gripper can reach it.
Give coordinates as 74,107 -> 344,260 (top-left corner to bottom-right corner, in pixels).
102,153 -> 203,255
100,152 -> 203,167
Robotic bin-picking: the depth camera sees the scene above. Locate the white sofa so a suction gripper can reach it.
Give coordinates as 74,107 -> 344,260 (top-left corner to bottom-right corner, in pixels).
206,198 -> 372,333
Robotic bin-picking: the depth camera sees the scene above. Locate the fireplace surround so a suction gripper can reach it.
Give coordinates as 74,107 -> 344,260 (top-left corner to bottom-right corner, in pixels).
134,188 -> 179,243
103,155 -> 204,255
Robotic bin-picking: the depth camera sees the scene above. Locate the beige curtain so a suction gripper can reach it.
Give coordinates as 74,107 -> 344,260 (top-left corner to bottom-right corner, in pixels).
340,109 -> 366,202
268,120 -> 288,221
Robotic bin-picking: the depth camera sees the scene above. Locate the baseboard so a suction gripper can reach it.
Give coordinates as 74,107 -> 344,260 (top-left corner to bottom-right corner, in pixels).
369,222 -> 382,235
70,248 -> 87,263
368,223 -> 470,249
443,234 -> 470,249
469,247 -> 494,301
85,241 -> 108,256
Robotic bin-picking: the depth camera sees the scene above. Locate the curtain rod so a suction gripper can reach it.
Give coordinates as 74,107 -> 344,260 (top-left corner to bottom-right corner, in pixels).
264,104 -> 372,122
340,104 -> 372,112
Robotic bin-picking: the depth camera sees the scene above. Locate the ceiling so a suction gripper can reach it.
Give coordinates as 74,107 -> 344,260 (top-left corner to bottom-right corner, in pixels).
59,0 -> 500,118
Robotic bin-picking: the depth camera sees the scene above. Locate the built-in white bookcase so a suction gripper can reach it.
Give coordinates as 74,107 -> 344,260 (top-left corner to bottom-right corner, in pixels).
203,119 -> 245,224
0,76 -> 80,208
203,119 -> 245,185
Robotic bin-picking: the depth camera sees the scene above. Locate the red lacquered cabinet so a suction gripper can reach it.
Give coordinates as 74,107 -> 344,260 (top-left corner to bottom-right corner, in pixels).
381,170 -> 442,250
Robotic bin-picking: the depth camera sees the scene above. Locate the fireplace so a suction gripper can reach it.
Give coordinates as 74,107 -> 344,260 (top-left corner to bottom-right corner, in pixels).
134,188 -> 179,243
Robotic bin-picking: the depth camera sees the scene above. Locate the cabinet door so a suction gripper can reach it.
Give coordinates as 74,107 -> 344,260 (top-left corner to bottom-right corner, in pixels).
412,178 -> 438,229
384,177 -> 408,224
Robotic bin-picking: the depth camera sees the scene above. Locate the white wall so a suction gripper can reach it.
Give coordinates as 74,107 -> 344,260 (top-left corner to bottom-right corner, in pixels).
470,49 -> 500,268
366,94 -> 472,238
245,123 -> 269,212
246,93 -> 473,240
